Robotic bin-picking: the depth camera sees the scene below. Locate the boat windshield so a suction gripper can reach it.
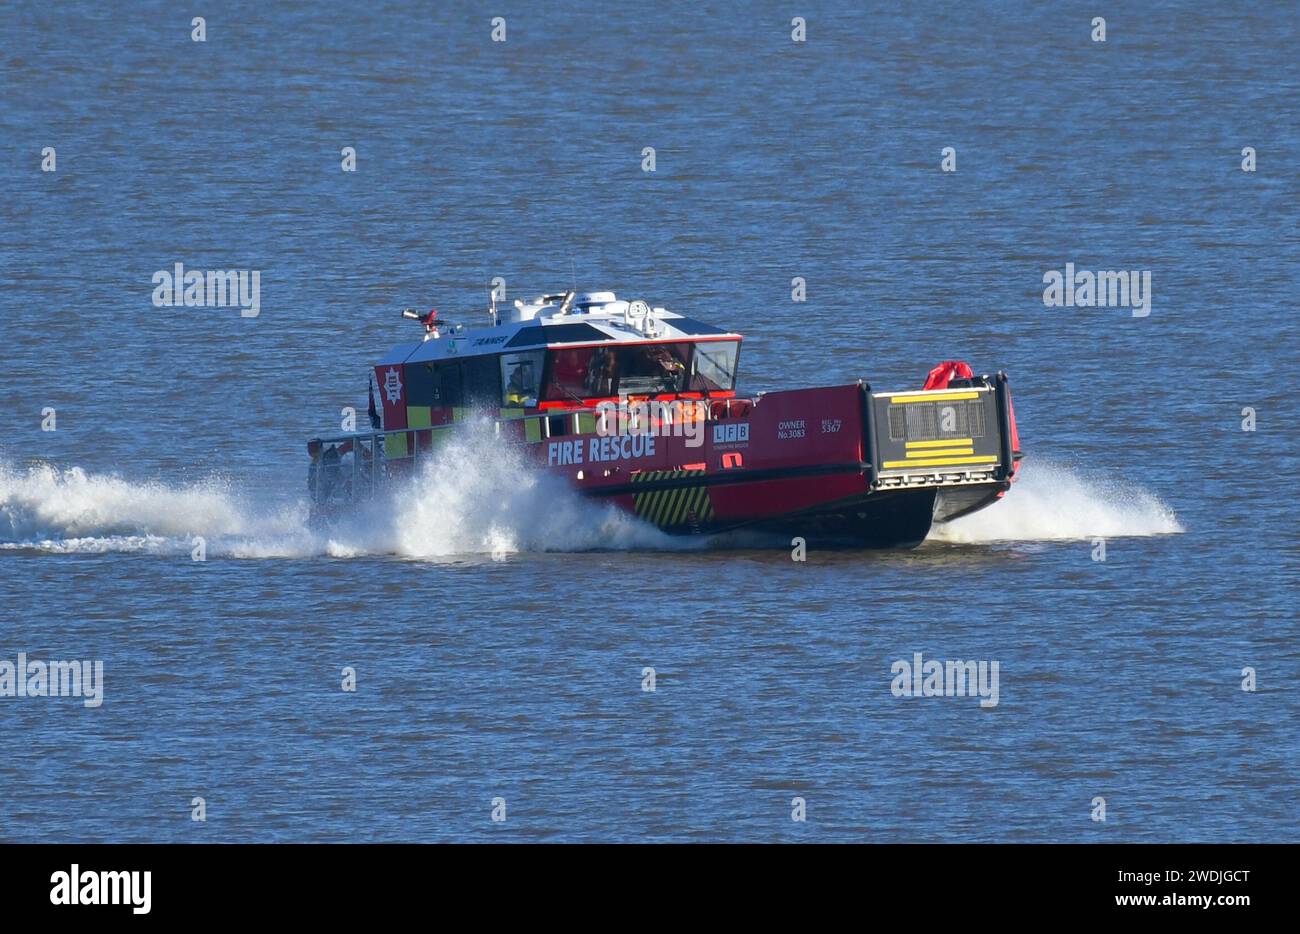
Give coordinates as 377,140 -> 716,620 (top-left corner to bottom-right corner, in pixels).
689,340 -> 738,392
543,341 -> 736,401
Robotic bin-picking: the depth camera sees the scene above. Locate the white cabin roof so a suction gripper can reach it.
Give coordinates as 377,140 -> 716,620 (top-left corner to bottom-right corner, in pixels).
387,291 -> 742,366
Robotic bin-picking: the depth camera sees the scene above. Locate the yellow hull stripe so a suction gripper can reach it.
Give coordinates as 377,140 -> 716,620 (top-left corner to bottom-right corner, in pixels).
906,438 -> 973,449
907,447 -> 973,458
885,391 -> 980,403
883,455 -> 999,469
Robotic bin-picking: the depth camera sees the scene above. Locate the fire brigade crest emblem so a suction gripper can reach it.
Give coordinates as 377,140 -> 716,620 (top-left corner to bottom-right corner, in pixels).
383,367 -> 403,404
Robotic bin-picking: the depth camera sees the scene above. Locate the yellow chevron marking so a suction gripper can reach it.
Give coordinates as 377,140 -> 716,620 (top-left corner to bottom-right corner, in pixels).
882,455 -> 999,469
628,470 -> 712,528
667,485 -> 691,525
692,486 -> 714,523
640,485 -> 659,522
684,486 -> 701,522
906,438 -> 973,449
656,493 -> 673,526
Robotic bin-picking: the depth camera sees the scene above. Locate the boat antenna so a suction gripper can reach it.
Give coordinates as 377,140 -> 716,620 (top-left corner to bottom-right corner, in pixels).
487,273 -> 498,326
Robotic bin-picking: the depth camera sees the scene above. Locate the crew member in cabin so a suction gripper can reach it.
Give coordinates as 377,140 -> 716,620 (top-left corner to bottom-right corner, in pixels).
307,439 -> 323,502
646,345 -> 687,391
505,359 -> 533,405
307,439 -> 353,504
368,375 -> 382,430
586,348 -> 617,396
357,438 -> 375,489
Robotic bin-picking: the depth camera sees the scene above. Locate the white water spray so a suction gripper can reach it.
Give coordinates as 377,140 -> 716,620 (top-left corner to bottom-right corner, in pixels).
0,462 -> 313,557
928,459 -> 1182,544
1,448 -> 1180,557
0,428 -> 677,558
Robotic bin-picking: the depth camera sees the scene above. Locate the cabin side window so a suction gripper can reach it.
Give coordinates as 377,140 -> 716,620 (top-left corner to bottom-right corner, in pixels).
407,362 -> 455,407
500,351 -> 544,406
408,358 -> 501,409
689,340 -> 739,392
406,363 -> 434,406
459,355 -> 502,407
435,364 -> 463,406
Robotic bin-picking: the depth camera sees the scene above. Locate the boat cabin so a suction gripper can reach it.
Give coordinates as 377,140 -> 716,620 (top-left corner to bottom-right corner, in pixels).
373,291 -> 744,439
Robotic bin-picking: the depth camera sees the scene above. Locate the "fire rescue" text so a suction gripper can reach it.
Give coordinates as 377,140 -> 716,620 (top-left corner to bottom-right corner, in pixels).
548,435 -> 657,466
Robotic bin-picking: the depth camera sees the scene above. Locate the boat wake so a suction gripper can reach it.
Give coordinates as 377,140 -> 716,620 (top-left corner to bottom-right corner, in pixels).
0,460 -> 314,558
0,431 -> 679,559
927,459 -> 1183,544
1,446 -> 1180,558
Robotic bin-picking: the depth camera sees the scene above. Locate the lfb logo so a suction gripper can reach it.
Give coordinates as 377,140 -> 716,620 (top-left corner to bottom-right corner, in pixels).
383,368 -> 403,404
713,422 -> 749,444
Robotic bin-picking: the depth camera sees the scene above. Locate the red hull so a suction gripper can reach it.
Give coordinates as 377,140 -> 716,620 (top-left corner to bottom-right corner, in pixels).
523,382 -> 1013,547
321,374 -> 1018,549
